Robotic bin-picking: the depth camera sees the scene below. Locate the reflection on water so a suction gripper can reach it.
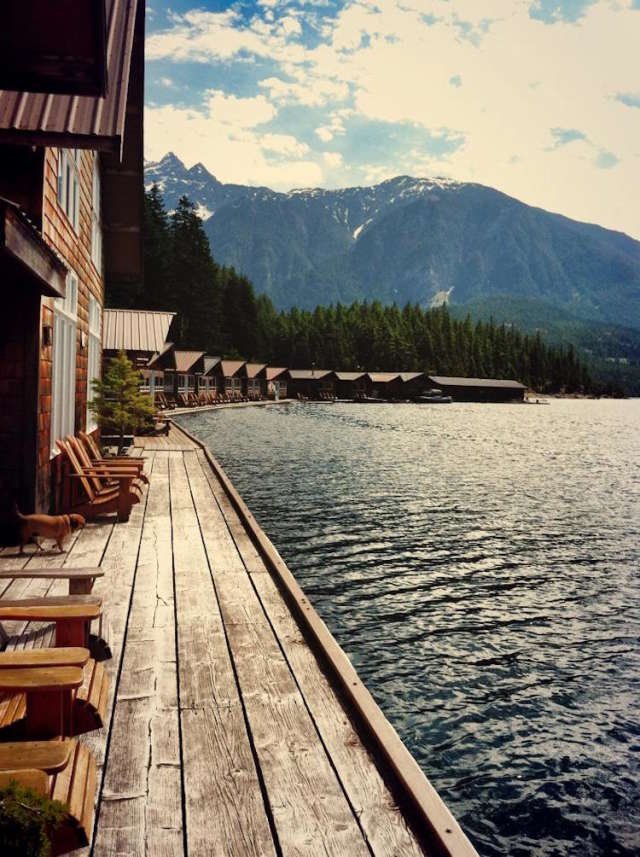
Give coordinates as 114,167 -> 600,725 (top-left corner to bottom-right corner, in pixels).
179,400 -> 640,856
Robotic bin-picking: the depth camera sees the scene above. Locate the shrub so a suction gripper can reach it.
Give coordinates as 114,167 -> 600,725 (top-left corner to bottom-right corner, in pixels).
0,780 -> 66,856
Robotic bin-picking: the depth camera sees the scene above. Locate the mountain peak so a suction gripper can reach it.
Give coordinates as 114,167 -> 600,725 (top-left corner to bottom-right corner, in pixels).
188,162 -> 219,183
158,151 -> 186,169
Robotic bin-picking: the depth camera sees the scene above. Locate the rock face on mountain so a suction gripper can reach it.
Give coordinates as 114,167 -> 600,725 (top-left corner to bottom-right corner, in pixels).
145,152 -> 640,328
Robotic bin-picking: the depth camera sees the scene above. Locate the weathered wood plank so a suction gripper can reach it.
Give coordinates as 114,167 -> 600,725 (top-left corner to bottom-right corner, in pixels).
183,450 -> 371,857
94,452 -> 183,857
169,452 -> 276,857
196,452 -> 427,856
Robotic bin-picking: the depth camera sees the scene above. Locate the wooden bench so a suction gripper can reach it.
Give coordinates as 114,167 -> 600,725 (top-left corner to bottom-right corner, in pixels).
0,566 -> 103,595
0,647 -> 108,738
0,595 -> 102,647
0,738 -> 97,855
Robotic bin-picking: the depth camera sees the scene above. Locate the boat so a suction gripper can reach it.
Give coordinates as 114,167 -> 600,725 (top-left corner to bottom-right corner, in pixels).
414,388 -> 452,404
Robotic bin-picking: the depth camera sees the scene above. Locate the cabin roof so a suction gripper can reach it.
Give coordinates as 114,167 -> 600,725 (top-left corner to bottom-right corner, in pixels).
429,375 -> 526,389
244,363 -> 267,379
0,197 -> 67,297
220,360 -> 246,377
399,372 -> 424,382
202,356 -> 222,375
334,371 -> 366,381
103,309 -> 175,354
367,372 -> 401,383
289,369 -> 332,380
174,350 -> 205,373
265,367 -> 288,381
0,0 -> 139,153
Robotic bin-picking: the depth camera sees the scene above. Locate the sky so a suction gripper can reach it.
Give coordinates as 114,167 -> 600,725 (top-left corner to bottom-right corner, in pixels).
145,0 -> 640,238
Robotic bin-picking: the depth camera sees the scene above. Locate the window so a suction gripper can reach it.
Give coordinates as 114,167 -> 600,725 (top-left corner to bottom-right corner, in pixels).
57,149 -> 80,232
91,158 -> 103,272
86,295 -> 102,432
51,272 -> 78,453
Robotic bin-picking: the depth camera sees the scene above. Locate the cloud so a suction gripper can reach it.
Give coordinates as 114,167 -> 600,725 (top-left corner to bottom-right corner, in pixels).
615,91 -> 640,108
594,149 -> 619,168
146,0 -> 640,236
550,127 -> 588,147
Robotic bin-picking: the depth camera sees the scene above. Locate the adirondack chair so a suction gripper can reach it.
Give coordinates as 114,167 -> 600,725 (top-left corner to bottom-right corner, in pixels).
56,438 -> 141,522
0,596 -> 108,735
0,565 -> 103,595
78,431 -> 147,480
0,649 -> 99,738
68,435 -> 148,490
0,738 -> 97,854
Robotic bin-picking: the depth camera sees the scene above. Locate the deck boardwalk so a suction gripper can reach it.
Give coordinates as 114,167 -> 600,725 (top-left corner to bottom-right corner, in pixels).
0,427 -> 477,857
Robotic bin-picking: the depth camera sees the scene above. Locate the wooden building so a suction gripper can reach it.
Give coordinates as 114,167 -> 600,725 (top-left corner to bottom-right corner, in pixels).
399,371 -> 426,398
242,363 -> 267,398
366,372 -> 402,399
0,0 -> 144,536
427,375 -> 527,402
288,369 -> 335,399
334,371 -> 367,400
199,356 -> 222,393
103,307 -> 175,397
220,360 -> 246,397
265,367 -> 289,399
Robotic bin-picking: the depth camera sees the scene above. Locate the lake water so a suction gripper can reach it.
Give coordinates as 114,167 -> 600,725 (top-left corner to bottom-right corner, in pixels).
178,399 -> 640,856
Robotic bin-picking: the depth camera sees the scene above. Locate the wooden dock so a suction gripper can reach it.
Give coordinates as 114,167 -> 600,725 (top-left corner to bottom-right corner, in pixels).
0,425 -> 477,856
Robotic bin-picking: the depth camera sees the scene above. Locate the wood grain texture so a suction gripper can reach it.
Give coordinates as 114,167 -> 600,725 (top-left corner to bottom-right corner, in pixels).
169,452 -> 277,857
183,450 -> 371,857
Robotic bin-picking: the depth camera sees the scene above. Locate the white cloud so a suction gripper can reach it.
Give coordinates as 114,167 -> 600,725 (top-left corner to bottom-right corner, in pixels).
206,90 -> 276,127
146,0 -> 640,236
323,151 -> 343,167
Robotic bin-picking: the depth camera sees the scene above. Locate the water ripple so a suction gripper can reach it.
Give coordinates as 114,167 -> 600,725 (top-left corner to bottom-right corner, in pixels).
180,399 -> 640,856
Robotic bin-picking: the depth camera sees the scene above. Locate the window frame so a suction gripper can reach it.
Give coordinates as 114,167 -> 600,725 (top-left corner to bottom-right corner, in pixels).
57,149 -> 80,233
85,294 -> 102,433
50,271 -> 79,455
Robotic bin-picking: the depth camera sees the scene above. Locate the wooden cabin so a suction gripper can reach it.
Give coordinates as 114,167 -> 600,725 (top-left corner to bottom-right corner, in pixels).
146,345 -> 206,401
398,372 -> 425,399
103,308 -> 175,398
265,367 -> 289,400
288,369 -> 335,399
334,371 -> 367,400
365,372 -> 402,399
0,0 -> 144,538
427,375 -> 527,402
199,356 -> 222,394
242,364 -> 267,399
220,360 -> 246,398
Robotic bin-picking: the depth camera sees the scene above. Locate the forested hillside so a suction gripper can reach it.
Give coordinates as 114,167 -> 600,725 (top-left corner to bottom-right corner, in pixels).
106,188 -> 607,394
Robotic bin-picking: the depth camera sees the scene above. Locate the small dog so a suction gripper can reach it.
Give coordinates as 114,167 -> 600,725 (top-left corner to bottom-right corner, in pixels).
15,507 -> 85,554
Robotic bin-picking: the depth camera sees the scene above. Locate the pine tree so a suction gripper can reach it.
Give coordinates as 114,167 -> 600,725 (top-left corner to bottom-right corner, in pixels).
89,352 -> 156,453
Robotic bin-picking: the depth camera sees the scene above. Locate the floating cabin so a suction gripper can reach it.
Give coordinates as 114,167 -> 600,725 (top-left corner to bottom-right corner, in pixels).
399,371 -> 426,398
334,371 -> 367,399
242,363 -> 267,398
366,372 -> 402,399
146,345 -> 206,399
427,375 -> 527,402
199,355 -> 222,393
102,308 -> 175,396
220,359 -> 247,396
288,369 -> 335,398
0,0 -> 143,532
265,366 -> 289,399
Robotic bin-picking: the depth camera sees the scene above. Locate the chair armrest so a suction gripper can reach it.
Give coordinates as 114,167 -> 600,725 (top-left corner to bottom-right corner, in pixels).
0,648 -> 90,668
0,740 -> 73,773
0,665 -> 83,692
0,595 -> 102,622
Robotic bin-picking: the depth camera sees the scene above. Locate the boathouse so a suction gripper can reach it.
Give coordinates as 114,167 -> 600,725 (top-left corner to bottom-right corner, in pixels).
366,372 -> 402,399
265,367 -> 289,399
103,308 -> 175,397
288,369 -> 335,398
199,355 -> 222,394
0,0 -> 144,533
427,375 -> 527,402
220,359 -> 246,397
334,371 -> 367,399
242,363 -> 267,398
399,371 -> 426,398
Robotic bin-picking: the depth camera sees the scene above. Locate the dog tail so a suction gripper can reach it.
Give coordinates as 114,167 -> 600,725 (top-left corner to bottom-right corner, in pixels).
13,502 -> 26,521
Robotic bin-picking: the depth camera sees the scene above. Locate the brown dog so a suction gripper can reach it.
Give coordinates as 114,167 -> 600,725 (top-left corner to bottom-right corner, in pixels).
15,508 -> 85,554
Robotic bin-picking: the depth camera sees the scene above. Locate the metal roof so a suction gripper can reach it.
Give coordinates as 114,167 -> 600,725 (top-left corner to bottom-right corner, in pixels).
146,340 -> 174,369
203,356 -> 222,376
103,309 -> 175,353
220,360 -> 246,377
334,372 -> 366,382
399,372 -> 424,382
174,350 -> 205,373
429,376 -> 526,389
0,0 -> 139,154
265,367 -> 288,381
367,372 -> 401,383
288,369 -> 332,380
244,363 -> 267,379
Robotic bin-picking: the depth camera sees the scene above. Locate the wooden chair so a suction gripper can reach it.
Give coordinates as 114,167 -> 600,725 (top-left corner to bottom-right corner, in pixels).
0,566 -> 103,596
56,439 -> 141,523
78,432 -> 147,479
69,435 -> 148,490
0,738 -> 97,855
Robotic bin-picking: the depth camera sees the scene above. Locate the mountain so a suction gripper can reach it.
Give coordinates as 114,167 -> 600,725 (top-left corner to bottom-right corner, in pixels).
144,153 -> 640,331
